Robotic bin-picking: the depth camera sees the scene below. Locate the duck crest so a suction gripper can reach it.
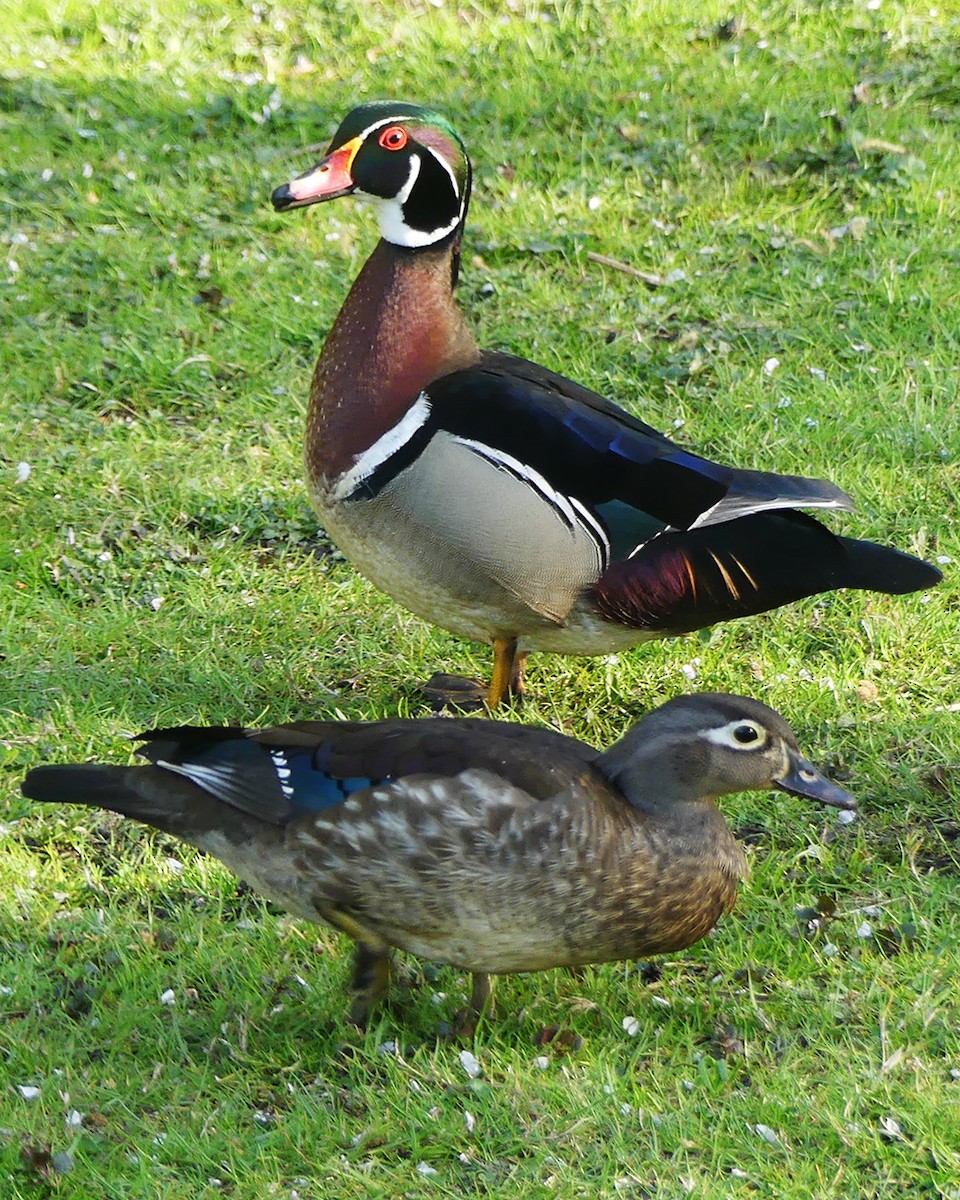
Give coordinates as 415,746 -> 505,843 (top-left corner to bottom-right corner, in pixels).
306,237 -> 479,492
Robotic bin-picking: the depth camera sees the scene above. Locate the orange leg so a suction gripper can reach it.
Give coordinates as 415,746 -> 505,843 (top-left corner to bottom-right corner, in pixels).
487,637 -> 519,710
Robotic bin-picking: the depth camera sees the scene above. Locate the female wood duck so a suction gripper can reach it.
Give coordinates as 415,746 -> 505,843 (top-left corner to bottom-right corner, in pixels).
23,693 -> 853,1025
271,101 -> 940,708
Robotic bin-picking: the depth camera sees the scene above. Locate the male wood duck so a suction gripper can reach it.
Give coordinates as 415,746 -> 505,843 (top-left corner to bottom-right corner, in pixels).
23,693 -> 853,1025
271,101 -> 940,708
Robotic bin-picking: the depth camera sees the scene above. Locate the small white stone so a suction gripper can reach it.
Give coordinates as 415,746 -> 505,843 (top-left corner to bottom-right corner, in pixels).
763,357 -> 780,375
66,1109 -> 84,1128
18,1085 -> 41,1101
416,1162 -> 439,1176
588,196 -> 602,211
459,1049 -> 481,1078
464,1110 -> 475,1133
534,1056 -> 550,1070
149,596 -> 164,611
808,366 -> 826,380
755,1123 -> 779,1145
837,809 -> 857,826
857,922 -> 874,939
16,462 -> 30,483
822,942 -> 839,957
622,1016 -> 640,1036
159,989 -> 176,1006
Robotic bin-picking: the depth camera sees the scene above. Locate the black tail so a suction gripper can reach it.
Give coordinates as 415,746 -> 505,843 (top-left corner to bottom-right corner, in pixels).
829,534 -> 942,594
594,511 -> 942,633
20,763 -> 217,837
22,765 -> 141,814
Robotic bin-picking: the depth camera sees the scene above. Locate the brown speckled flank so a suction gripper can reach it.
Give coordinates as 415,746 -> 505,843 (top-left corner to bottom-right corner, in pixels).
22,694 -> 854,1025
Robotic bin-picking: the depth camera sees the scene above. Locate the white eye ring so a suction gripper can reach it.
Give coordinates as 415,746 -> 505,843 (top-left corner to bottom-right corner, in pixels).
703,719 -> 768,750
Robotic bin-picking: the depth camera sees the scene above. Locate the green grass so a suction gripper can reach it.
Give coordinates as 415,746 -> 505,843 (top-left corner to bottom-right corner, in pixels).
2,0 -> 959,1195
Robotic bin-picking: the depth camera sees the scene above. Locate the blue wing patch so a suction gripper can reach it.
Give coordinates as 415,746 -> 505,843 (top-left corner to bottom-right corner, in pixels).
152,736 -> 384,820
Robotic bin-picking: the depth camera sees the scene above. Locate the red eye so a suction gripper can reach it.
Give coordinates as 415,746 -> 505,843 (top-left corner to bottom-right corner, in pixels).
378,125 -> 408,151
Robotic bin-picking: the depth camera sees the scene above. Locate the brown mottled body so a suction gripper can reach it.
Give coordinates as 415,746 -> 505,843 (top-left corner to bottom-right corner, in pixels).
273,774 -> 746,975
23,696 -> 854,1024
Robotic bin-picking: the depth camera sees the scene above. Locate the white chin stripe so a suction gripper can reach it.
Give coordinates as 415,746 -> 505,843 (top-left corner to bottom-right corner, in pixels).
331,392 -> 433,501
365,149 -> 464,248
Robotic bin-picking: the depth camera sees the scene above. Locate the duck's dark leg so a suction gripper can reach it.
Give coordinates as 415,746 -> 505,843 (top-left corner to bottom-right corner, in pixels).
422,671 -> 489,713
509,650 -> 528,702
349,942 -> 392,1026
323,906 -> 393,1026
470,971 -> 495,1016
487,637 -> 519,710
422,637 -> 523,713
452,971 -> 496,1036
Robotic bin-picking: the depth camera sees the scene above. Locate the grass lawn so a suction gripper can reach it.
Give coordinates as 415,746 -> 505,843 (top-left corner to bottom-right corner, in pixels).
2,1 -> 959,1196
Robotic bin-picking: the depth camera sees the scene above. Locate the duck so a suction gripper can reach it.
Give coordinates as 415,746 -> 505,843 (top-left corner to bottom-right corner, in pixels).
22,693 -> 854,1025
271,101 -> 940,709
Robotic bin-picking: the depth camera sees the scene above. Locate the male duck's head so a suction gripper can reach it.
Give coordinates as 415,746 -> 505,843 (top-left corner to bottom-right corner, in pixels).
272,101 -> 471,249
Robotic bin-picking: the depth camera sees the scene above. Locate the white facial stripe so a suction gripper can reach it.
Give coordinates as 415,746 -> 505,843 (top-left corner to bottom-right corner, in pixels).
346,116 -> 466,247
331,392 -> 433,500
355,116 -> 463,202
452,436 -> 608,566
702,719 -> 768,751
357,114 -> 410,140
423,142 -> 464,212
395,152 -> 421,205
369,152 -> 461,248
371,154 -> 424,245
